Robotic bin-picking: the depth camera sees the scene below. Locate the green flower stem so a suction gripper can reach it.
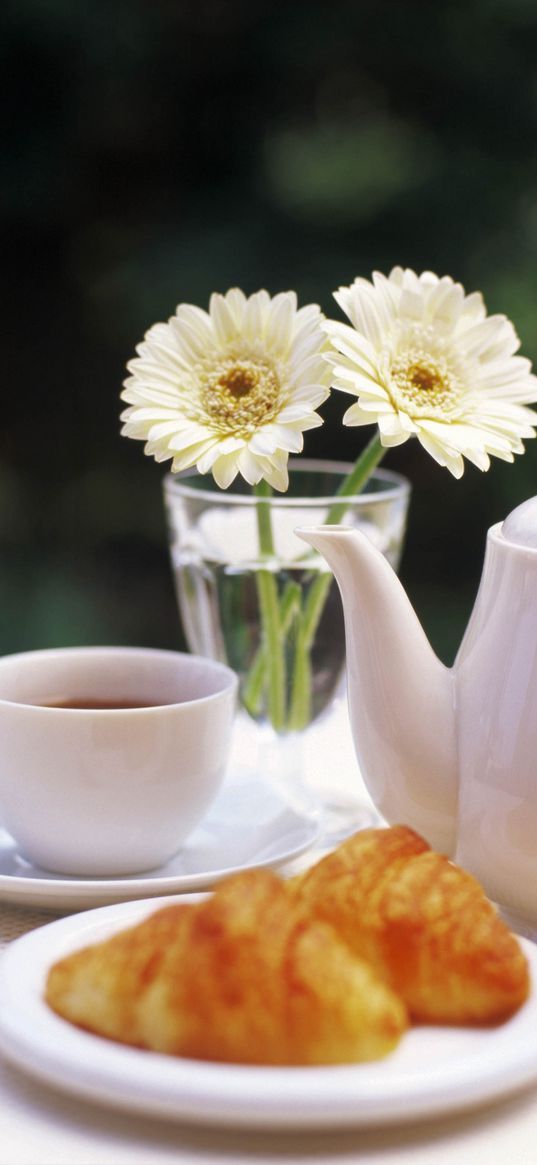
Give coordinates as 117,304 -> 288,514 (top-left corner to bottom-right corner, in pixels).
246,430 -> 387,733
287,430 -> 386,731
255,478 -> 276,555
286,571 -> 332,730
253,480 -> 286,731
301,571 -> 333,646
325,430 -> 385,523
286,617 -> 312,730
292,430 -> 386,569
242,580 -> 301,717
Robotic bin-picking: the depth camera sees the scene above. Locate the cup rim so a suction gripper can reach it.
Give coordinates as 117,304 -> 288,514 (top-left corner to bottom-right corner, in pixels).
0,646 -> 238,713
163,458 -> 411,508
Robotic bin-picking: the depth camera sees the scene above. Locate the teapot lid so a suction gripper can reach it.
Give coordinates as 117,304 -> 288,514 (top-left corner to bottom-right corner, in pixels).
501,497 -> 537,548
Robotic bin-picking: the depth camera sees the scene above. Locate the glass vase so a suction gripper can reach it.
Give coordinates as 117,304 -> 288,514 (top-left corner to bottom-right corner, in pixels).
163,459 -> 411,836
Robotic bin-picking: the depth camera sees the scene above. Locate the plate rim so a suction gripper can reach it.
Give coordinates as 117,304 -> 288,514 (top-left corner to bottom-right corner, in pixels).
1,897 -> 537,1130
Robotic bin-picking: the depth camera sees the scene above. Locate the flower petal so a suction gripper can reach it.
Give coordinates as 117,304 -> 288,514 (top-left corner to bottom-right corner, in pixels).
121,286 -> 330,488
377,413 -> 411,447
209,293 -> 239,346
261,450 -> 289,492
266,292 -> 297,355
330,267 -> 537,476
211,451 -> 242,489
416,430 -> 465,478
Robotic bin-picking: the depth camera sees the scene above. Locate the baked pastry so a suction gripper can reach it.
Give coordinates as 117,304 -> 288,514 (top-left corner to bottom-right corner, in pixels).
290,825 -> 530,1024
45,868 -> 407,1065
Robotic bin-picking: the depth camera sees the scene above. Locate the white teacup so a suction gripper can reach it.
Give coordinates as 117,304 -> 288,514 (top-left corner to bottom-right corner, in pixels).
0,646 -> 238,876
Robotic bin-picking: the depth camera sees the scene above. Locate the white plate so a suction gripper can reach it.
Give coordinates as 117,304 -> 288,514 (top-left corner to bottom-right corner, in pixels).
0,776 -> 320,909
0,897 -> 536,1130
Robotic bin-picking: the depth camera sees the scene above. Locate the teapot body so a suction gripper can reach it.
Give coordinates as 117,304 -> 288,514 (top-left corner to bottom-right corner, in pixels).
299,501 -> 537,933
455,524 -> 537,927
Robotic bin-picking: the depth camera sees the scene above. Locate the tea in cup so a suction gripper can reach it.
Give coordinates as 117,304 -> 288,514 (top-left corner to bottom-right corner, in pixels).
0,646 -> 237,876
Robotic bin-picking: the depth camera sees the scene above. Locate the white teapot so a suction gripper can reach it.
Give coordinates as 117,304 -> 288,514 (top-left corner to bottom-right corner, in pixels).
299,497 -> 537,930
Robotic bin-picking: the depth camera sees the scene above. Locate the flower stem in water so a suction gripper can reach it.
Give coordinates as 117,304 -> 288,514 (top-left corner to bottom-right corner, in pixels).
253,480 -> 286,732
242,580 -> 301,717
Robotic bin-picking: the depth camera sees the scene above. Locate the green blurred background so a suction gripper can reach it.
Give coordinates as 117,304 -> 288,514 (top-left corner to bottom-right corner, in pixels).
3,0 -> 537,665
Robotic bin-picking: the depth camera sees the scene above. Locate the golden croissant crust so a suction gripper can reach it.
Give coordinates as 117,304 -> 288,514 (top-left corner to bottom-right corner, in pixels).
290,825 -> 530,1024
45,827 -> 530,1065
45,868 -> 407,1065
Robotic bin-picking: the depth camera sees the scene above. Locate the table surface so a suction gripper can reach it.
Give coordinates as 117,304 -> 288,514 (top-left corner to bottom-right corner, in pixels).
2,701 -> 537,1165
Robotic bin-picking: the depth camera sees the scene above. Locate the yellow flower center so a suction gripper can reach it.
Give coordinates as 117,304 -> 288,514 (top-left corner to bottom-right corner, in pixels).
389,352 -> 463,417
199,358 -> 282,434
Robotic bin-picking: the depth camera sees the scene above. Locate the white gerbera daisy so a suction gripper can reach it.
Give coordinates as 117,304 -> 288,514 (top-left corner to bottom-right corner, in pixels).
120,288 -> 330,491
324,267 -> 537,477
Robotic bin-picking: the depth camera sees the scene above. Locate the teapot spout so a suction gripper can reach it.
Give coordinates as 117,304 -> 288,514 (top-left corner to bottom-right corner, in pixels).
298,526 -> 458,854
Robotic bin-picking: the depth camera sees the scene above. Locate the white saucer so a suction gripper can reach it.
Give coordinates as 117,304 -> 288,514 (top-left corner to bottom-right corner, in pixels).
1,898 -> 537,1130
0,776 -> 320,910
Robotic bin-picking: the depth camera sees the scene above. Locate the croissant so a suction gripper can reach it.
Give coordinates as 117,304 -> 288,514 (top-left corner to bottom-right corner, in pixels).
45,868 -> 407,1065
290,825 -> 530,1024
